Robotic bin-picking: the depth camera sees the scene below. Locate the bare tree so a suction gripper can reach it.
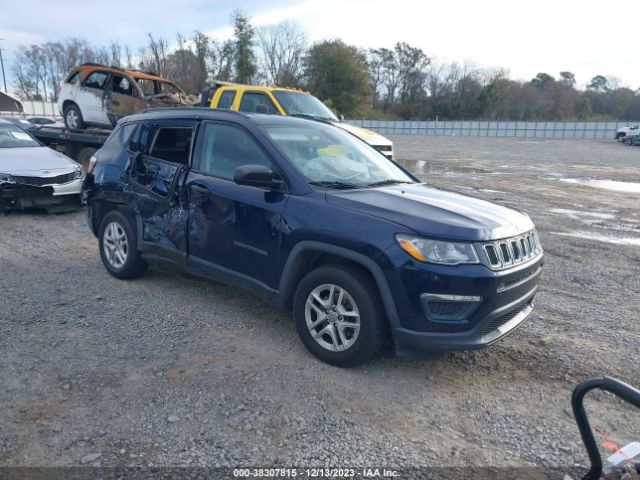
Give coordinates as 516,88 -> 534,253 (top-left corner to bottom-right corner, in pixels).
209,39 -> 234,81
124,45 -> 133,69
256,20 -> 306,86
146,33 -> 169,76
192,30 -> 210,88
109,40 -> 121,67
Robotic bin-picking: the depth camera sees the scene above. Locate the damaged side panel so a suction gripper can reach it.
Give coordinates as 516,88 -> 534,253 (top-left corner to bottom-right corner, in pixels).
127,147 -> 189,254
104,76 -> 199,126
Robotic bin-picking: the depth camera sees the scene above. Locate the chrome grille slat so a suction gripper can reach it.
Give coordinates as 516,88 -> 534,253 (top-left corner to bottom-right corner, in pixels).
481,230 -> 542,270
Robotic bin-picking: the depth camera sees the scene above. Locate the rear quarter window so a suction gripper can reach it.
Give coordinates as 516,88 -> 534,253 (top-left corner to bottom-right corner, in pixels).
97,123 -> 137,164
65,71 -> 80,84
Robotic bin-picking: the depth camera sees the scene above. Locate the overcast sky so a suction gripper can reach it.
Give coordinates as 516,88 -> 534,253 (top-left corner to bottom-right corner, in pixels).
1,0 -> 638,92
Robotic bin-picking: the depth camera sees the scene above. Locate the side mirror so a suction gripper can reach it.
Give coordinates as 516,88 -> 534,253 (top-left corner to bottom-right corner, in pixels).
234,165 -> 283,189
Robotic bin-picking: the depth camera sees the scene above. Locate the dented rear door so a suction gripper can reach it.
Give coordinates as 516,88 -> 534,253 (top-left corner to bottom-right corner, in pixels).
128,121 -> 196,264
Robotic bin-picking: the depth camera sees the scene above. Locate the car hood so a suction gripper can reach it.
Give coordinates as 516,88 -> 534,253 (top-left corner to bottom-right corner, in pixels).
325,183 -> 535,241
332,122 -> 392,147
0,146 -> 78,175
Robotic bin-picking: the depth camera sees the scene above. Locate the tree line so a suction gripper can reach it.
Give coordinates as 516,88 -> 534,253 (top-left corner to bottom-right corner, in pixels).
12,11 -> 640,121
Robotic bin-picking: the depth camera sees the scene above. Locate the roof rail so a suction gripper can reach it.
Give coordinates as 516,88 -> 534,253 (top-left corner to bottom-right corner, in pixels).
79,62 -> 105,67
136,106 -> 250,118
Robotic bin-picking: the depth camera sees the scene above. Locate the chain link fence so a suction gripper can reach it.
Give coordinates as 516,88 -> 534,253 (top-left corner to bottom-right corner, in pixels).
349,120 -> 639,139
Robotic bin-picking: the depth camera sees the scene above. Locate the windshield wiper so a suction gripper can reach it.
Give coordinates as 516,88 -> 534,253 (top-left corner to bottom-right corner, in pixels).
289,113 -> 335,122
308,181 -> 362,189
364,179 -> 413,187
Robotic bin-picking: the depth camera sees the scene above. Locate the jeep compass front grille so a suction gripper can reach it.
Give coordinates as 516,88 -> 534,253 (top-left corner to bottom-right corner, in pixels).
482,230 -> 541,270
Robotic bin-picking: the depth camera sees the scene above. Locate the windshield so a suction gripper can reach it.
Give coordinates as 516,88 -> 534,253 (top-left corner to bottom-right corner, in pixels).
263,123 -> 413,188
272,91 -> 338,121
0,124 -> 39,148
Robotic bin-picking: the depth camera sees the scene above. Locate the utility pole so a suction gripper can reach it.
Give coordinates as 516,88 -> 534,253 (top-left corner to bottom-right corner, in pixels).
0,39 -> 7,92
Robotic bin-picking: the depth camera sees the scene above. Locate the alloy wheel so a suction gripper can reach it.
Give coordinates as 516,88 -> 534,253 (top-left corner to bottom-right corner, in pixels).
304,283 -> 361,352
103,221 -> 129,269
66,109 -> 78,129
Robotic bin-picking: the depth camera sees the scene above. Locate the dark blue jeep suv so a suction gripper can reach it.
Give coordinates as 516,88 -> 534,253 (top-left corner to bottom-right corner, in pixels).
83,108 -> 543,366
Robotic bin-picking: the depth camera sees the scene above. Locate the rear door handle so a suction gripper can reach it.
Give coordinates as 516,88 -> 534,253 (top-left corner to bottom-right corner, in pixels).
191,184 -> 209,194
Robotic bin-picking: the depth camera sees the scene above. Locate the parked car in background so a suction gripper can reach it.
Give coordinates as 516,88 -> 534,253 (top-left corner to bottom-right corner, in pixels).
27,116 -> 65,128
615,123 -> 640,141
206,82 -> 395,159
0,118 -> 83,212
57,63 -> 198,130
83,108 -> 543,366
623,133 -> 640,146
1,117 -> 37,131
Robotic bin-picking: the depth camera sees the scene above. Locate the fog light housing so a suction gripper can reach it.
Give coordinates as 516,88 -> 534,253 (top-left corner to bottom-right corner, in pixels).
420,293 -> 482,322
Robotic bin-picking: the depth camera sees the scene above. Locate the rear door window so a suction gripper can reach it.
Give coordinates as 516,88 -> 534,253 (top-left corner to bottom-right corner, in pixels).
148,126 -> 194,165
112,75 -> 135,96
83,71 -> 109,90
239,92 -> 278,114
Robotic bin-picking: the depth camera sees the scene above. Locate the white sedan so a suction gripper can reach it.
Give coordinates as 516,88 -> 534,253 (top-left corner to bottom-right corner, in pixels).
0,118 -> 83,213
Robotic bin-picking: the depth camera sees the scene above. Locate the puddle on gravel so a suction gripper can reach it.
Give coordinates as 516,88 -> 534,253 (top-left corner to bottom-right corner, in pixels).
551,231 -> 640,246
550,208 -> 617,220
559,178 -> 640,193
550,209 -> 640,232
399,160 -> 493,176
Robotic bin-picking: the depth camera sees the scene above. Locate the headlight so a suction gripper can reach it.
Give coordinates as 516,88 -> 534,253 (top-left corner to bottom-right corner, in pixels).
0,173 -> 16,185
396,234 -> 479,265
73,168 -> 83,179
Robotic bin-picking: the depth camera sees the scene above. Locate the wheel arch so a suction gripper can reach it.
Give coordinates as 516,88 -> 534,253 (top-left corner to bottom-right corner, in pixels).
279,241 -> 401,331
62,99 -> 79,113
92,201 -> 137,238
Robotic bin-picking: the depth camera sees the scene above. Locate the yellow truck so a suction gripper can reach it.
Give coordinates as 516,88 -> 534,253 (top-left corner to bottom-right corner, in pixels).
205,83 -> 394,160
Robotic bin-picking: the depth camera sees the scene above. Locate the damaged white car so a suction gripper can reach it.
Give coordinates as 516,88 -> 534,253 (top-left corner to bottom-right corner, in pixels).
0,118 -> 83,213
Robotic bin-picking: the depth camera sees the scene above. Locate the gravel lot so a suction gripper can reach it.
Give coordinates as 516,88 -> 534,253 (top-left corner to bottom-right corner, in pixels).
1,137 -> 639,478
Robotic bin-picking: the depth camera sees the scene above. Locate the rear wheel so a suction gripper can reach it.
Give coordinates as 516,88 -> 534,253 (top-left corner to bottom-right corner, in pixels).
616,132 -> 626,142
293,265 -> 386,367
98,210 -> 148,279
64,104 -> 85,130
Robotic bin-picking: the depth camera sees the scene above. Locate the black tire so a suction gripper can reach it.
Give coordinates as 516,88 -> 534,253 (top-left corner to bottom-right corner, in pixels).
293,264 -> 386,367
64,103 -> 85,130
98,210 -> 148,279
77,147 -> 97,172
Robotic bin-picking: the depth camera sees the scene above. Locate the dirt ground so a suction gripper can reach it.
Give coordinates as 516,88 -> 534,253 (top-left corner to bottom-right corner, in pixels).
1,136 -> 639,478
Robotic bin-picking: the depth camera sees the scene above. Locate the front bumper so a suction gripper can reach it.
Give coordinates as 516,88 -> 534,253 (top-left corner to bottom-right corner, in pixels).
52,177 -> 83,196
0,178 -> 82,211
393,284 -> 537,355
387,250 -> 543,355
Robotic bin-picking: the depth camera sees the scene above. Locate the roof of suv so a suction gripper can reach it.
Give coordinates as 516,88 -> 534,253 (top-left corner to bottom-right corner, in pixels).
123,107 -> 332,127
69,64 -> 175,83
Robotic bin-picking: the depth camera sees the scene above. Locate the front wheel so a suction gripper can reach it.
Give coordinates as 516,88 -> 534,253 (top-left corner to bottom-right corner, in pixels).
98,210 -> 148,279
293,265 -> 386,367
